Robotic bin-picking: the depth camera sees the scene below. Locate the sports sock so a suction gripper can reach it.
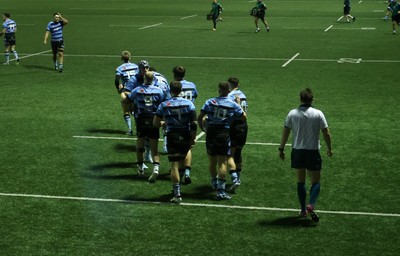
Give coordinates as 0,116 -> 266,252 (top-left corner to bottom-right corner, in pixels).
229,170 -> 238,182
12,50 -> 19,60
297,182 -> 306,212
184,166 -> 191,176
217,178 -> 226,191
153,162 -> 160,172
5,52 -> 10,63
173,183 -> 181,197
123,114 -> 132,130
59,63 -> 63,70
309,182 -> 321,206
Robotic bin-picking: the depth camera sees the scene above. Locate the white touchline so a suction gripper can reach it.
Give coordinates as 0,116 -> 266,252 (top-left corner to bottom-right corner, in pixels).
181,14 -> 197,20
72,135 -> 289,146
195,131 -> 205,141
324,25 -> 333,32
9,49 -> 52,62
139,23 -> 162,30
282,53 -> 300,67
1,192 -> 399,218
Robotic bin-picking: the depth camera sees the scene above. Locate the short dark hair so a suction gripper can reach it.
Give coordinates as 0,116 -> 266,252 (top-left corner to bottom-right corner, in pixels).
219,81 -> 230,96
170,81 -> 182,95
227,77 -> 239,88
4,13 -> 10,18
300,88 -> 314,104
172,66 -> 185,80
53,13 -> 60,17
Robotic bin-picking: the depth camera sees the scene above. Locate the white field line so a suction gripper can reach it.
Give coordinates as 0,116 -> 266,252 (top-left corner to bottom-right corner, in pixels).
282,53 -> 300,67
8,49 -> 52,62
4,53 -> 399,64
1,192 -> 399,218
180,14 -> 197,20
139,23 -> 162,30
324,25 -> 333,32
358,0 -> 363,3
373,10 -> 384,12
195,131 -> 205,141
337,16 -> 344,21
72,135 -> 285,146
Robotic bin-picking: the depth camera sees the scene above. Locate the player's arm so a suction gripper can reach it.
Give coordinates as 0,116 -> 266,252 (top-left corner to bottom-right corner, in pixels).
197,111 -> 206,133
321,127 -> 333,157
189,110 -> 198,145
44,31 -> 50,44
278,126 -> 291,161
153,115 -> 164,128
59,14 -> 69,25
0,28 -> 6,36
115,75 -> 123,91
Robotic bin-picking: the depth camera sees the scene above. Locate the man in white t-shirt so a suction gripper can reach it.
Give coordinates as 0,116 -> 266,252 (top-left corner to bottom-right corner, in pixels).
278,88 -> 333,222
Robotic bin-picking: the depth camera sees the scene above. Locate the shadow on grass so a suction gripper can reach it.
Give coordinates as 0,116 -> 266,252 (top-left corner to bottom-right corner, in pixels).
258,216 -> 318,228
86,128 -> 128,135
21,64 -> 55,71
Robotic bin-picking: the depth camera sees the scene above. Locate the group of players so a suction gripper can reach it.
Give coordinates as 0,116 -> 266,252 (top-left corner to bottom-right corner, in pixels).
1,12 -> 68,69
114,51 -> 248,203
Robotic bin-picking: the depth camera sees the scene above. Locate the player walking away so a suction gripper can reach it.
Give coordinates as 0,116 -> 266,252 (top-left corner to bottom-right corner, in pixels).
172,66 -> 198,185
150,68 -> 171,154
387,0 -> 400,34
254,0 -> 270,33
226,77 -> 248,194
44,13 -> 68,72
127,71 -> 164,182
198,81 -> 247,201
343,0 -> 356,23
115,50 -> 139,136
211,0 -> 223,31
1,13 -> 19,65
126,60 -> 154,164
154,81 -> 197,203
278,88 -> 333,222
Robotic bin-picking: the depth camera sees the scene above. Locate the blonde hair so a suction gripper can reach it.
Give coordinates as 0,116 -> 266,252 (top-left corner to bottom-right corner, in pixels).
144,71 -> 154,85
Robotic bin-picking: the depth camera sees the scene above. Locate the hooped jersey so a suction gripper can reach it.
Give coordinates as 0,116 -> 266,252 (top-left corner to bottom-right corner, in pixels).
201,96 -> 244,129
155,97 -> 196,132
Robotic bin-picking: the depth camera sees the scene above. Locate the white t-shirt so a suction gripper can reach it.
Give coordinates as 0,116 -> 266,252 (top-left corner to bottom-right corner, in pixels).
284,105 -> 328,150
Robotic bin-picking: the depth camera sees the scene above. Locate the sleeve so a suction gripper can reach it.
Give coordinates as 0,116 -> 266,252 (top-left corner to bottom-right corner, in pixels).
319,111 -> 328,129
284,112 -> 292,129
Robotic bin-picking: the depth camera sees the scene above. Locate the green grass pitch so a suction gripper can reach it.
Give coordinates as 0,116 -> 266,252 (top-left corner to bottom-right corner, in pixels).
1,0 -> 400,255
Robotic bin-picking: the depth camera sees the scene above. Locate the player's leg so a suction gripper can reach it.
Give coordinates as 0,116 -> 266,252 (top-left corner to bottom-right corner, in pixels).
170,160 -> 182,203
296,169 -> 307,217
120,92 -> 133,135
136,137 -> 146,175
57,48 -> 64,72
254,17 -> 260,32
51,42 -> 58,70
261,16 -> 270,31
208,154 -> 218,190
3,44 -> 10,64
216,155 -> 231,200
148,129 -> 160,182
10,43 -> 19,64
181,150 -> 192,185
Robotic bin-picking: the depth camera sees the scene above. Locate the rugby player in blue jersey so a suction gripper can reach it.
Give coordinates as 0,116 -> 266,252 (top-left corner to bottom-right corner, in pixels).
154,81 -> 197,203
115,50 -> 139,136
44,13 -> 68,72
151,68 -> 171,155
1,13 -> 19,65
127,71 -> 164,182
227,77 -> 248,193
172,66 -> 198,185
198,81 -> 247,200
